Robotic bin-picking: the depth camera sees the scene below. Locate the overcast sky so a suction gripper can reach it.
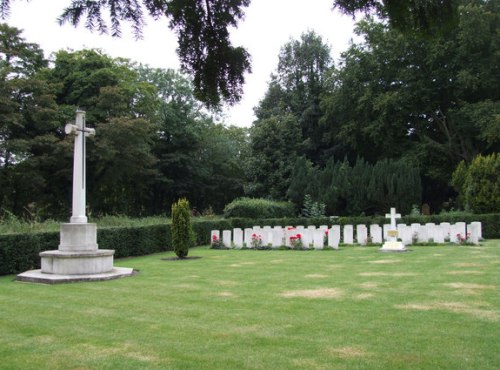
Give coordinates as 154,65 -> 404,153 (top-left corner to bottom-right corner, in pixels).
6,0 -> 358,127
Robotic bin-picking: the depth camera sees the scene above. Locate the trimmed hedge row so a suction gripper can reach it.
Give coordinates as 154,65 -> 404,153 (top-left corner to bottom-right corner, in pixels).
1,213 -> 498,276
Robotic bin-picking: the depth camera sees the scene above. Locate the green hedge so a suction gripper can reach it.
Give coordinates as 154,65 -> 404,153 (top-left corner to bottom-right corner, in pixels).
1,213 -> 498,276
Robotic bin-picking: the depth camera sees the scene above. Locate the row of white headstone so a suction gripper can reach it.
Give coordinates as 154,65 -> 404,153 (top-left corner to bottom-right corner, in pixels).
211,222 -> 482,249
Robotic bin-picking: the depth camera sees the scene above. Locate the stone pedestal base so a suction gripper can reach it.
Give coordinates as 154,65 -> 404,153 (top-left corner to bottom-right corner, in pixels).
16,267 -> 135,284
16,222 -> 134,284
379,241 -> 408,252
40,249 -> 114,275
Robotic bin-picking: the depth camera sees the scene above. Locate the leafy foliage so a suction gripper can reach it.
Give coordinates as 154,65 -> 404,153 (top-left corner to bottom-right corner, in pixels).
223,198 -> 295,219
452,153 -> 500,213
171,198 -> 194,258
301,194 -> 326,218
44,0 -> 251,108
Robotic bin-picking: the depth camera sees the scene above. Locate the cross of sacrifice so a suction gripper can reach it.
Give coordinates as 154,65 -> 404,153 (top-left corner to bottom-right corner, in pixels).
385,207 -> 401,230
65,109 -> 95,224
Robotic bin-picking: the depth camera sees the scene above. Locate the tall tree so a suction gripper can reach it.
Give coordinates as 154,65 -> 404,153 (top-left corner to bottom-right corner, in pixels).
0,23 -> 66,218
256,30 -> 332,165
245,114 -> 303,200
321,0 -> 500,209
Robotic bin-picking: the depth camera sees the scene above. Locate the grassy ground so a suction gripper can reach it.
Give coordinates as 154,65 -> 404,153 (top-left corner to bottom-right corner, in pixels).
0,242 -> 499,369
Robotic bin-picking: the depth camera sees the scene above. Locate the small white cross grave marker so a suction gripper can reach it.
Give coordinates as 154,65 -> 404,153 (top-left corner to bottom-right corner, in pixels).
379,207 -> 407,252
385,207 -> 401,231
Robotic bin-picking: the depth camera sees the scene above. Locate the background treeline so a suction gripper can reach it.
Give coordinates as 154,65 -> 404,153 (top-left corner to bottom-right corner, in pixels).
1,0 -> 499,221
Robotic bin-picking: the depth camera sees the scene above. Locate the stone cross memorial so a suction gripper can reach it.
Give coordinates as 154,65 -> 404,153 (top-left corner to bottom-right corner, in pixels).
17,110 -> 134,283
379,207 -> 407,252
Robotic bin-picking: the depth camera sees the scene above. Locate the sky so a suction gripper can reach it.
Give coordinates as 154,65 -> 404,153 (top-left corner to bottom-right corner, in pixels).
5,0 -> 358,127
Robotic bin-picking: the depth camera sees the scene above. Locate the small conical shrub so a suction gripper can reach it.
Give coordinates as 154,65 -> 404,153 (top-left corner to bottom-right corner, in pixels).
171,198 -> 194,258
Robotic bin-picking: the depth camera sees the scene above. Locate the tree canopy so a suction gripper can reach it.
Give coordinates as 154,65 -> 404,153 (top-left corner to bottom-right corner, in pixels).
0,0 -> 456,108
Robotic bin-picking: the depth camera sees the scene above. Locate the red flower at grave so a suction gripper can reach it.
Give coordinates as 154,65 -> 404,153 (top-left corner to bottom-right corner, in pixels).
212,235 -> 218,241
325,230 -> 329,235
296,233 -> 302,239
288,227 -> 295,230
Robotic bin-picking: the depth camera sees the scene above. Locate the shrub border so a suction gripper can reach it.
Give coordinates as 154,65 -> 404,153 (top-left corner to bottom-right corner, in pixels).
1,213 -> 498,275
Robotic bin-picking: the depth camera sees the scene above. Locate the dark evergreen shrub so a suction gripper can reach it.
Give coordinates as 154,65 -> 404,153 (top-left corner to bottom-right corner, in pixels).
171,198 -> 195,258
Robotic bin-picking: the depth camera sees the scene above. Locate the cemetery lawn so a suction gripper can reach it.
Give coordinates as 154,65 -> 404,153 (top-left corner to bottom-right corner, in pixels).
1,242 -> 499,370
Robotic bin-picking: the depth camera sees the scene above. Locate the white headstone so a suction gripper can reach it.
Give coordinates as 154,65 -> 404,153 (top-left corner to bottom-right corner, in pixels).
302,229 -> 313,248
244,228 -> 253,248
313,229 -> 324,249
356,224 -> 368,245
383,224 -> 391,241
440,222 -> 451,242
468,222 -> 481,245
343,225 -> 354,244
272,227 -> 284,248
328,226 -> 340,249
285,227 -> 297,247
433,224 -> 445,244
410,223 -> 421,244
370,224 -> 383,244
222,230 -> 232,248
451,222 -> 467,243
399,224 -> 413,245
233,228 -> 243,249
210,230 -> 220,243
425,223 -> 436,243
418,224 -> 429,243
261,226 -> 272,247
319,225 -> 329,230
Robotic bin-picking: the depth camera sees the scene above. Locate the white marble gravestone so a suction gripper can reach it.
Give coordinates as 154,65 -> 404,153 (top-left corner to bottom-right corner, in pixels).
222,230 -> 232,248
244,228 -> 253,248
211,230 -> 220,244
356,224 -> 368,245
399,224 -> 413,245
343,225 -> 354,245
380,208 -> 406,252
370,224 -> 383,244
433,224 -> 445,244
272,227 -> 284,248
450,222 -> 467,243
425,223 -> 436,242
17,110 -> 133,284
410,223 -> 421,244
328,226 -> 340,249
468,222 -> 481,245
440,222 -> 451,242
302,229 -> 313,248
261,226 -> 272,247
233,228 -> 243,249
383,224 -> 391,241
313,229 -> 324,249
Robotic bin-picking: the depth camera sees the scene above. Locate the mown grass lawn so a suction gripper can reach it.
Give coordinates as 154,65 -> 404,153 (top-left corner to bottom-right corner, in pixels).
1,241 -> 499,370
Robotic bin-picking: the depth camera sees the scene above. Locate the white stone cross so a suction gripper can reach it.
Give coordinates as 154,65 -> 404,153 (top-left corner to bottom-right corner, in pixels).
385,207 -> 401,230
65,109 -> 95,223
